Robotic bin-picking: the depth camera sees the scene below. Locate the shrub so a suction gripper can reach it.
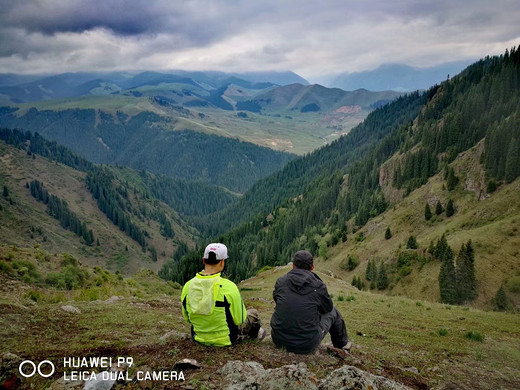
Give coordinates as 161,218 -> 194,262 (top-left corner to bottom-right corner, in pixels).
487,180 -> 498,193
61,253 -> 78,267
45,265 -> 88,290
77,287 -> 101,301
300,103 -> 320,112
0,260 -> 14,275
506,277 -> 520,293
342,256 -> 360,271
438,328 -> 448,336
400,266 -> 412,276
25,290 -> 44,302
465,331 -> 484,342
12,260 -> 41,283
168,281 -> 182,290
256,265 -> 272,275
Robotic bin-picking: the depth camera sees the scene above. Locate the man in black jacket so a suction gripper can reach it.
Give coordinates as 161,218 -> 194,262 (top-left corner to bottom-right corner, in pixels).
270,250 -> 350,354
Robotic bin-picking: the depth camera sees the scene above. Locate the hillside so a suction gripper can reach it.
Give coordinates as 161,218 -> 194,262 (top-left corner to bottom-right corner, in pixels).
243,84 -> 400,113
0,141 -> 196,273
0,248 -> 518,389
315,143 -> 520,309
0,108 -> 295,193
162,47 -> 520,311
0,132 -> 248,274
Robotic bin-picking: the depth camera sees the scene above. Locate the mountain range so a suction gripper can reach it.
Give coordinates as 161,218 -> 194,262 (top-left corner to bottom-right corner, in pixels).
1,48 -> 519,312
319,61 -> 473,92
0,70 -> 308,104
1,46 -> 519,390
0,70 -> 403,181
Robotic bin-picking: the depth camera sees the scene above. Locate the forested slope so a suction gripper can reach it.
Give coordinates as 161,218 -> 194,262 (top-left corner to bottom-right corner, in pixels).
0,128 -> 240,272
0,109 -> 295,193
162,47 -> 520,309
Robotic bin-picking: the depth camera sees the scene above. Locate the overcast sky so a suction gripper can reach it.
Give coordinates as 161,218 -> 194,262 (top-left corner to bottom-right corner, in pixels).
1,0 -> 519,81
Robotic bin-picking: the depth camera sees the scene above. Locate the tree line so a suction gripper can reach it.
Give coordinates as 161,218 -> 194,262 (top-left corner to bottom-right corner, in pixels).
28,180 -> 94,245
85,168 -> 147,250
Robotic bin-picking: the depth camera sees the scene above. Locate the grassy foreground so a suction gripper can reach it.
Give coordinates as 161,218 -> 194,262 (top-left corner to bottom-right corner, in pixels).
1,247 -> 519,390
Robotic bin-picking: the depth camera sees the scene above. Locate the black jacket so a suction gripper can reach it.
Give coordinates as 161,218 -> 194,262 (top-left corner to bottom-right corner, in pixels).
270,268 -> 333,353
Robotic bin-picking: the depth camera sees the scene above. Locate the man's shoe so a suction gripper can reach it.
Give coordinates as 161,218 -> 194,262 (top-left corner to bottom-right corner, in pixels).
257,327 -> 267,340
342,340 -> 352,352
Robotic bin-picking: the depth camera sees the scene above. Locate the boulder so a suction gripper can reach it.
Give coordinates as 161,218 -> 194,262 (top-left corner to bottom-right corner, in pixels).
320,365 -> 411,390
0,352 -> 23,389
219,361 -> 318,390
61,305 -> 81,314
218,361 -> 411,390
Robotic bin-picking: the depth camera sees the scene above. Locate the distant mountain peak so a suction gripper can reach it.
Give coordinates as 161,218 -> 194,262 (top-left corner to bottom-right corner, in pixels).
324,60 -> 474,92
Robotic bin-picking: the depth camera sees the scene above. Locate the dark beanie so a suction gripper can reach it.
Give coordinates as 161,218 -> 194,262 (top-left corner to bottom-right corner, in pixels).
292,250 -> 313,270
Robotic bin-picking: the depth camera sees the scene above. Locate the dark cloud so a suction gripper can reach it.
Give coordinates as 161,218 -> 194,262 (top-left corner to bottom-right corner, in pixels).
2,0 -> 172,35
0,0 -> 518,76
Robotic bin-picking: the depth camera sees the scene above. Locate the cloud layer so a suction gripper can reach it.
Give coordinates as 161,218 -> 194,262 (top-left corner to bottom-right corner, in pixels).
1,0 -> 519,79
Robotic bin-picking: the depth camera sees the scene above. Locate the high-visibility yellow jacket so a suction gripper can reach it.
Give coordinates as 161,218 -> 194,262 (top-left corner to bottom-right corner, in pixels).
181,272 -> 247,346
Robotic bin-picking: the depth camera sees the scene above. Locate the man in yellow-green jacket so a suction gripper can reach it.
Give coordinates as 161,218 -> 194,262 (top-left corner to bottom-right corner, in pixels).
181,243 -> 266,346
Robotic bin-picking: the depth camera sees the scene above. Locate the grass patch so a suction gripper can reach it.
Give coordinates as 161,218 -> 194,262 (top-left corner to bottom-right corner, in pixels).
240,287 -> 262,291
256,265 -> 272,275
24,289 -> 44,302
465,331 -> 485,342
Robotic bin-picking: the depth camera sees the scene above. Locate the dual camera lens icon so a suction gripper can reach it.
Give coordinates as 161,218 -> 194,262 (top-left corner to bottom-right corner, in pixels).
19,360 -> 55,378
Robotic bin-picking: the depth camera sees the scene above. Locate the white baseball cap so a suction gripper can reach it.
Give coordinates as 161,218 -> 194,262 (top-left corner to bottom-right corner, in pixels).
204,243 -> 228,260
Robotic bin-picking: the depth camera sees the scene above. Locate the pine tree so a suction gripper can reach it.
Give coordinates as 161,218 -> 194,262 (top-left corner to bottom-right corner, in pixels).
366,259 -> 377,281
487,180 -> 498,193
439,245 -> 457,304
385,226 -> 392,239
150,246 -> 158,262
365,260 -> 373,281
347,256 -> 359,271
407,235 -> 418,249
377,261 -> 389,290
428,240 -> 435,255
447,167 -> 459,191
494,285 -> 509,311
434,234 -> 449,260
425,203 -> 432,220
446,199 -> 455,217
504,137 -> 520,183
455,240 -> 477,304
435,200 -> 443,215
